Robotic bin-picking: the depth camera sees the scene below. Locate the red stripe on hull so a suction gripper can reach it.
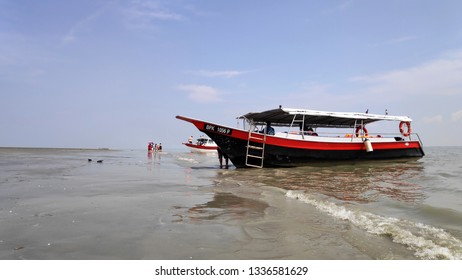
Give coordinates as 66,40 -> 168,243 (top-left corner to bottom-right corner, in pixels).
196,121 -> 422,152
176,115 -> 425,167
183,143 -> 217,150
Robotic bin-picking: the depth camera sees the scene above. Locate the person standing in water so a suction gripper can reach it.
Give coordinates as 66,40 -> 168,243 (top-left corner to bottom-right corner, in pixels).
217,146 -> 229,169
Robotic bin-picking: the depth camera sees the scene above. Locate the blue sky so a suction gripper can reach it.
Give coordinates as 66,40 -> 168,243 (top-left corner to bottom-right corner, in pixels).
1,0 -> 461,149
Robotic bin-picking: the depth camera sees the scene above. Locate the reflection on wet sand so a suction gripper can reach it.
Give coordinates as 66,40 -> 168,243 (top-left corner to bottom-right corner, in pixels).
189,192 -> 268,221
175,192 -> 268,223
217,161 -> 426,203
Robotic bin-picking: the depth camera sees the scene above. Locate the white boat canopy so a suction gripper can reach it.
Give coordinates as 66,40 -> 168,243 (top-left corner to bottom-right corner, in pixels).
238,107 -> 412,128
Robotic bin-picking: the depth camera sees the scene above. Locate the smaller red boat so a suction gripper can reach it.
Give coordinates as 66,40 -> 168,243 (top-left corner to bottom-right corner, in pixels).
183,136 -> 218,153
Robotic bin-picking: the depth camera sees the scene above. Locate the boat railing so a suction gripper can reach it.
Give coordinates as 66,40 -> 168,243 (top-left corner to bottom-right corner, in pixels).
239,118 -> 420,142
277,130 -> 419,141
414,133 -> 424,147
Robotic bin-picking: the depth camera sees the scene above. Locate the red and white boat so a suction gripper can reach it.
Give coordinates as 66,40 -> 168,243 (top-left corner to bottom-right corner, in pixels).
183,135 -> 218,153
176,107 -> 425,168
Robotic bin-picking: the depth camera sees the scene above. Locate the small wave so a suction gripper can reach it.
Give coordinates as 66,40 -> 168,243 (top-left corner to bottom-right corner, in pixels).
176,157 -> 199,164
286,190 -> 462,260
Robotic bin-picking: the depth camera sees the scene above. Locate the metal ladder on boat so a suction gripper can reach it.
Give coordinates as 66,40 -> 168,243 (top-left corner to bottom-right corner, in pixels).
245,129 -> 266,168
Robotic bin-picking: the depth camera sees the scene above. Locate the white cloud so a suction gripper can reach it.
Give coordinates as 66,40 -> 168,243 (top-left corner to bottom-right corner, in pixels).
286,82 -> 363,110
122,0 -> 184,29
177,84 -> 222,103
194,70 -> 246,78
62,23 -> 81,44
300,83 -> 331,95
127,6 -> 183,21
62,5 -> 109,45
350,50 -> 462,98
423,115 -> 443,124
451,110 -> 462,122
389,35 -> 417,44
336,1 -> 354,10
369,35 -> 418,47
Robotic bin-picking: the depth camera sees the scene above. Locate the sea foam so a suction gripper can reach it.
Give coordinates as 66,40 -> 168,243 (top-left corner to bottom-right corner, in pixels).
286,190 -> 462,260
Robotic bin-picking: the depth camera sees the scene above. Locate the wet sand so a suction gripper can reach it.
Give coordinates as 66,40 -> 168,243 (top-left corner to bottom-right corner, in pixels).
1,147 -> 461,259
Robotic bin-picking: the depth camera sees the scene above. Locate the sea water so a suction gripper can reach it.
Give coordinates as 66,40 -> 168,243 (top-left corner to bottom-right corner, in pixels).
0,147 -> 461,260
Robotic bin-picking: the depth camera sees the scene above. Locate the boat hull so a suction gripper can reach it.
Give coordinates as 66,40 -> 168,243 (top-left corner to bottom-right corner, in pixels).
176,116 -> 425,168
183,142 -> 217,153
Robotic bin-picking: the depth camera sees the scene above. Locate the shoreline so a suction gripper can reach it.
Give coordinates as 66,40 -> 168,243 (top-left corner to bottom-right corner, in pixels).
0,147 -> 117,151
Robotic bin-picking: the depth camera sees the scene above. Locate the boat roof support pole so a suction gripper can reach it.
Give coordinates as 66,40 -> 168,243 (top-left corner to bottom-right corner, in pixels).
289,114 -> 296,129
361,119 -> 364,140
288,114 -> 297,138
352,120 -> 358,142
243,116 -> 253,132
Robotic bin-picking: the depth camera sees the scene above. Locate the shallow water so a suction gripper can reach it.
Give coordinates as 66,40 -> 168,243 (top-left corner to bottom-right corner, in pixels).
0,147 -> 461,259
